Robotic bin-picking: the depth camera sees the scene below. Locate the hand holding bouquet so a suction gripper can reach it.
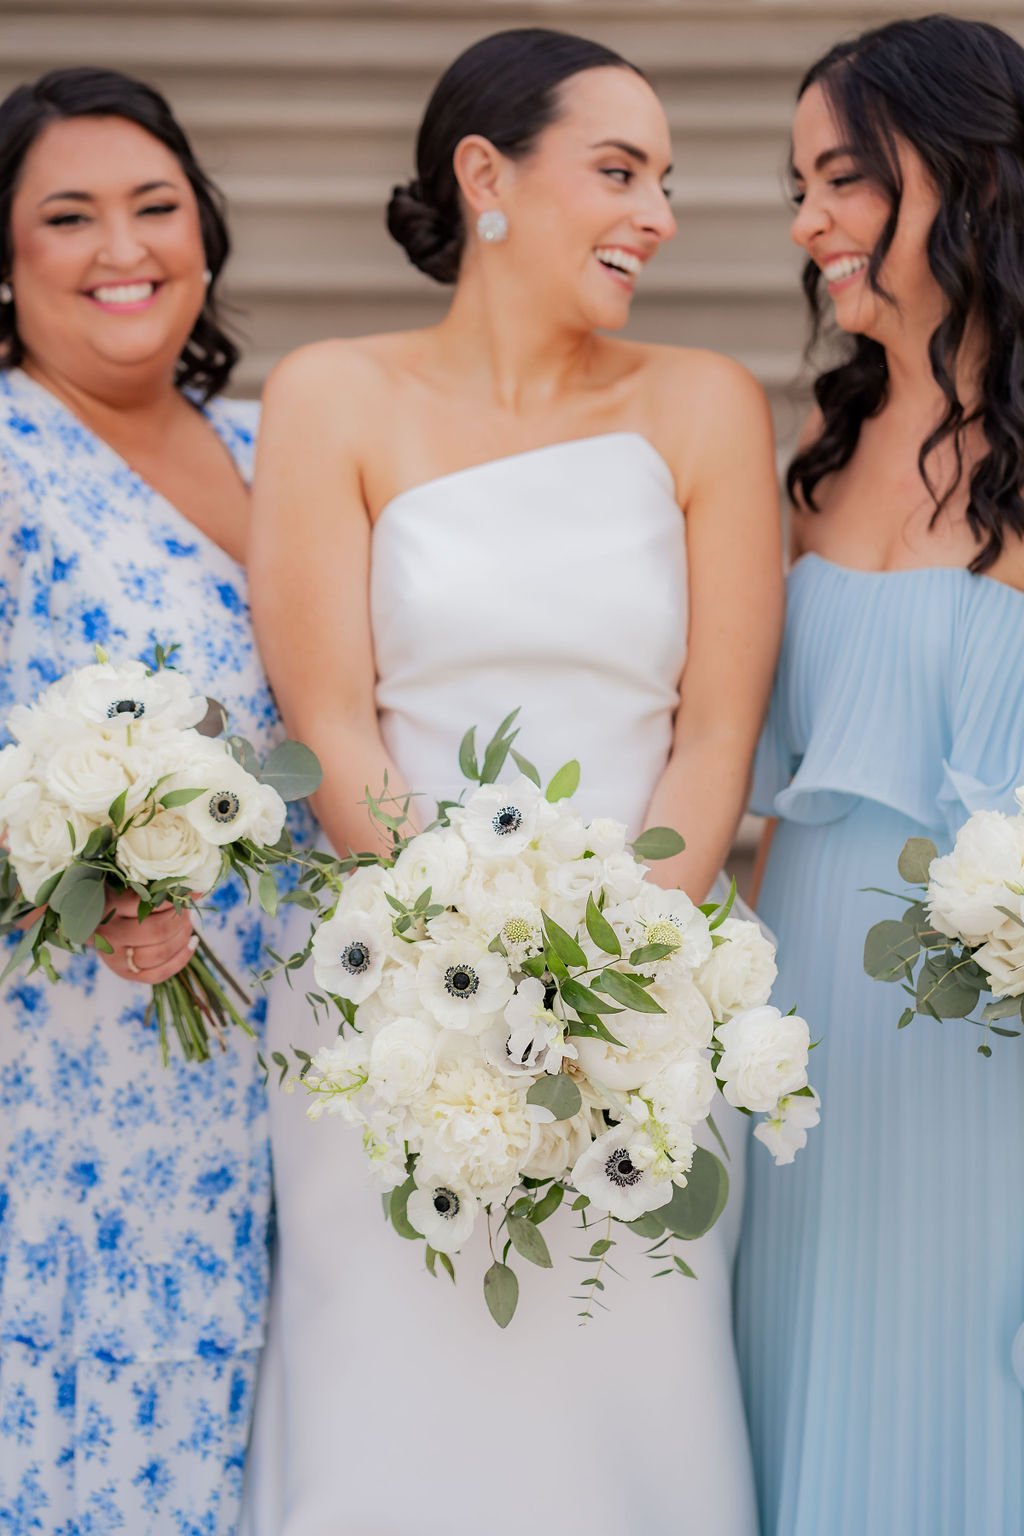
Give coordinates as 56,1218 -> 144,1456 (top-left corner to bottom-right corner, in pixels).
0,645 -> 321,1062
282,713 -> 818,1326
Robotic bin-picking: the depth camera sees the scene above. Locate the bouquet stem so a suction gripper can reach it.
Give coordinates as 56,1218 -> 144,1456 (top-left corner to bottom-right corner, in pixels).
148,941 -> 256,1067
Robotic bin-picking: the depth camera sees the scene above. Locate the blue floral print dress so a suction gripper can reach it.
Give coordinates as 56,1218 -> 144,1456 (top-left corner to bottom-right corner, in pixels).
0,367 -> 302,1535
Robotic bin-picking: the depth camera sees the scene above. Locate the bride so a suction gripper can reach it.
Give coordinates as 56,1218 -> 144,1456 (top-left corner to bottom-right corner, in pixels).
242,27 -> 781,1534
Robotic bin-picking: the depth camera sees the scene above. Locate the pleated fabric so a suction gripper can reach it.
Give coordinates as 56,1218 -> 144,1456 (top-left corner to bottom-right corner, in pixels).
736,554 -> 1024,1536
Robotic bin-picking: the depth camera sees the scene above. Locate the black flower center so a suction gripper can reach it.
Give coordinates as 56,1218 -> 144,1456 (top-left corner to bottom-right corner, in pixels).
444,964 -> 480,1000
492,805 -> 523,837
107,698 -> 145,720
605,1149 -> 643,1188
432,1187 -> 459,1219
209,790 -> 240,824
341,941 -> 371,976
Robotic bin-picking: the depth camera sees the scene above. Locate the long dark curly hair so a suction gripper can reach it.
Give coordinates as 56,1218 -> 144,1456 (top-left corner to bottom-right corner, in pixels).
0,67 -> 238,401
788,15 -> 1024,572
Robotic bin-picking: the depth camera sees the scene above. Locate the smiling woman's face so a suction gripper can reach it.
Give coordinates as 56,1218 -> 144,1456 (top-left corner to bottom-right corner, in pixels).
788,80 -> 943,345
8,113 -> 208,389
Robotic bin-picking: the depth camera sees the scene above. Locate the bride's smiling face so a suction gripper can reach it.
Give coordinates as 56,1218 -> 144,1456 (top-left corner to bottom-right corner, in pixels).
467,66 -> 676,329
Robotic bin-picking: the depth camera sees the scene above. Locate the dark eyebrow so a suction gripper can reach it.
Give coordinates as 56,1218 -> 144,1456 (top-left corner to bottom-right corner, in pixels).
38,178 -> 179,209
589,139 -> 673,176
790,145 -> 857,182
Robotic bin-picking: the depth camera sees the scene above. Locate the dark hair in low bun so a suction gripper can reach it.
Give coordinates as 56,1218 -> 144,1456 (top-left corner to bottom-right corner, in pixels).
0,66 -> 238,400
387,27 -> 642,284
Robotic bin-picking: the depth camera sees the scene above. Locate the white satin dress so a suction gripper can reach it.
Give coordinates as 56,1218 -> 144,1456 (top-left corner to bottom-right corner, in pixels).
242,433 -> 757,1535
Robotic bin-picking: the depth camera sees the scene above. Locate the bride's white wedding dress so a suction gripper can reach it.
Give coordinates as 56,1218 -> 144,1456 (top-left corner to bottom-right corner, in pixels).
242,433 -> 758,1535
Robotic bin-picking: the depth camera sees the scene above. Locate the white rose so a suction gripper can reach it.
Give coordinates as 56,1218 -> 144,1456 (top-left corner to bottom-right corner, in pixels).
715,1005 -> 810,1113
7,797 -> 96,900
642,1050 -> 717,1128
753,1090 -> 821,1166
927,811 -> 1024,946
585,817 -> 628,859
537,812 -> 589,862
368,1016 -> 441,1105
696,918 -> 778,1021
599,851 -> 647,903
43,733 -> 142,818
115,807 -> 223,892
0,742 -> 40,827
392,828 -> 469,909
245,780 -> 288,848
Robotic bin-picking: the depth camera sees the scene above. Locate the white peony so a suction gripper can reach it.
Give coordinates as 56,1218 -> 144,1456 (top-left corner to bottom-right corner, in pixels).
368,1016 -> 441,1105
521,1105 -> 596,1181
927,811 -> 1024,946
647,974 -> 716,1050
311,901 -> 395,1004
0,742 -> 40,827
406,1177 -> 478,1255
715,1005 -> 810,1113
416,932 -> 514,1034
7,797 -> 97,901
413,1055 -> 532,1202
974,928 -> 1024,998
391,828 -> 469,909
116,805 -> 223,892
571,1123 -> 675,1221
696,918 -> 778,1021
451,775 -> 555,859
753,1089 -> 821,1165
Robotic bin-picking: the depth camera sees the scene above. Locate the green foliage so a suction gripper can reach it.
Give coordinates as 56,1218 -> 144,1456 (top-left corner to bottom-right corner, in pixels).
261,741 -> 323,802
632,826 -> 685,861
506,1214 -> 553,1268
659,1148 -> 729,1240
585,893 -> 621,956
897,837 -> 938,886
545,759 -> 581,803
863,919 -> 920,983
593,968 -> 665,1014
526,1074 -> 582,1122
483,1261 -> 519,1327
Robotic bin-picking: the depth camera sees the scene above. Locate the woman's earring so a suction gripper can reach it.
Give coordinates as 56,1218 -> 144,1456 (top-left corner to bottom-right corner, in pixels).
963,209 -> 974,234
0,282 -> 12,305
202,268 -> 212,286
476,210 -> 509,244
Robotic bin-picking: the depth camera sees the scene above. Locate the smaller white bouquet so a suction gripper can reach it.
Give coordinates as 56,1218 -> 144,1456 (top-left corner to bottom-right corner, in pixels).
864,798 -> 1024,1053
0,644 -> 321,1063
280,712 -> 818,1327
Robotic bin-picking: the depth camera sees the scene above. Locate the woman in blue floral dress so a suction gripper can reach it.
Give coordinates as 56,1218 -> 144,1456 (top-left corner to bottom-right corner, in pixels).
0,69 -> 304,1533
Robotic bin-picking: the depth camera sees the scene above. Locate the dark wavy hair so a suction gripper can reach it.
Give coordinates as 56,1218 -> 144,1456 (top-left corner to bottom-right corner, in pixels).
0,66 -> 238,400
387,28 -> 642,284
788,14 -> 1024,572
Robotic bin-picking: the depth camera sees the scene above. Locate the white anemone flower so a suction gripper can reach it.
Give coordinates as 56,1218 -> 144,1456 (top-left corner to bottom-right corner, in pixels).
571,1124 -> 675,1221
66,658 -> 207,734
407,1178 -> 478,1255
311,903 -> 394,1004
176,750 -> 280,847
482,977 -> 577,1078
416,935 -> 514,1033
450,775 -> 554,858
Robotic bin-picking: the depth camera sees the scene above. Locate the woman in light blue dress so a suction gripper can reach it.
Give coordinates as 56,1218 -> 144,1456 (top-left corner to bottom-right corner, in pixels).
0,69 -> 308,1533
736,18 -> 1024,1535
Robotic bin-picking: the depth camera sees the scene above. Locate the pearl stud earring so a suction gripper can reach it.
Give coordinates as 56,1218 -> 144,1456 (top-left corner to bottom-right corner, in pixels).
0,282 -> 12,305
476,209 -> 509,244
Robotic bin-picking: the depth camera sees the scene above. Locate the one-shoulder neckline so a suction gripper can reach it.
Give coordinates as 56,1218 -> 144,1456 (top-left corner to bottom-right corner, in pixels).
375,431 -> 676,525
793,549 -> 1024,602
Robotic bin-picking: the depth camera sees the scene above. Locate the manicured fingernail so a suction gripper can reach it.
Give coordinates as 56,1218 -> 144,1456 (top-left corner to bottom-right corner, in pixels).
188,935 -> 199,952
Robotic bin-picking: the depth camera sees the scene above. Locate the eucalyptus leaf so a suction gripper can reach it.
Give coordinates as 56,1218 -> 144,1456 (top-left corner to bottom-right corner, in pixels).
0,914 -> 45,983
660,1147 -> 729,1240
388,1176 -> 423,1241
863,920 -> 920,983
260,741 -> 323,802
526,1074 -> 582,1122
506,1213 -> 553,1268
981,996 -> 1022,1023
916,959 -> 980,1019
625,1210 -> 666,1239
483,1261 -> 519,1327
585,893 -> 621,957
49,863 -> 104,918
529,1182 -> 564,1225
258,873 -> 279,917
594,968 -> 666,1014
897,837 -> 938,886
542,911 -> 587,970
897,1006 -> 915,1029
59,877 -> 108,945
632,826 -> 685,861
79,825 -> 114,862
545,759 -> 581,803
107,787 -> 129,829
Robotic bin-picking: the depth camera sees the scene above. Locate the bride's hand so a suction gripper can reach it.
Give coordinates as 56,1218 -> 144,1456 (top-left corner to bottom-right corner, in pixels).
97,889 -> 198,985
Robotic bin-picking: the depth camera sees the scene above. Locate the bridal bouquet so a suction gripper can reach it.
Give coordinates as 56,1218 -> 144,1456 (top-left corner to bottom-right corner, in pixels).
0,645 -> 321,1063
864,798 -> 1024,1054
286,714 -> 818,1326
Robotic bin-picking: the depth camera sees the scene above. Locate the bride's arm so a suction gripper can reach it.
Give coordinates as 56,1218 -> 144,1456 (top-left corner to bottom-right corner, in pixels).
248,345 -> 411,858
642,355 -> 783,901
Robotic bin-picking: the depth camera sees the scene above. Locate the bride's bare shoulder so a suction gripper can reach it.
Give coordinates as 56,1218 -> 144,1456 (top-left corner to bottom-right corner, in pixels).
261,332 -> 428,430
636,341 -> 770,416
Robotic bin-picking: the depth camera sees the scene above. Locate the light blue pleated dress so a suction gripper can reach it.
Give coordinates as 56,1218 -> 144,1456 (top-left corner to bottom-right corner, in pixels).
735,553 -> 1024,1536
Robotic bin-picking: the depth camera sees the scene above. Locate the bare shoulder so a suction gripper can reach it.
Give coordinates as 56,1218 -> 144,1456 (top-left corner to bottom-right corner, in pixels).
639,343 -> 771,423
261,331 -> 425,435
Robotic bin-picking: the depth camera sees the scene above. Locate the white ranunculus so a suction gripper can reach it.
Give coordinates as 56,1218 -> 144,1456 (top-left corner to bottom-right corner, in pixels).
715,1005 -> 810,1113
7,798 -> 97,901
0,742 -> 40,827
311,903 -> 395,1004
696,918 -> 778,1021
368,1016 -> 441,1105
642,1050 -> 717,1128
413,1057 -> 532,1202
65,658 -> 207,734
974,928 -> 1024,998
406,1177 -> 478,1255
927,811 -> 1024,946
451,776 -> 555,859
571,1124 -> 675,1221
416,933 -> 514,1034
521,1104 -> 596,1181
753,1089 -> 821,1165
391,827 -> 469,909
115,806 -> 223,892
585,817 -> 628,859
